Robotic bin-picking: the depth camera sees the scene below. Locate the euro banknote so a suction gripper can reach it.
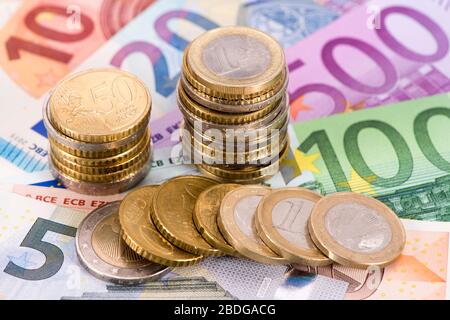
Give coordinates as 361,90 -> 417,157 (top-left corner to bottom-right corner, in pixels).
0,191 -> 284,299
0,0 -> 155,97
276,93 -> 450,222
0,191 -> 108,299
0,0 -> 241,178
238,0 -> 364,48
275,219 -> 450,300
0,0 -> 156,177
61,276 -> 235,300
0,184 -> 124,212
286,0 -> 450,122
0,164 -> 200,211
1,190 -> 448,300
74,0 -> 242,120
0,0 -> 357,176
151,109 -> 184,150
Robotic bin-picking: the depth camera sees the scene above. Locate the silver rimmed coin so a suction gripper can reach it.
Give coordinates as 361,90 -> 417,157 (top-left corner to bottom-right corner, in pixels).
255,188 -> 331,266
185,26 -> 286,103
177,89 -> 289,131
76,201 -> 170,284
180,70 -> 288,113
308,192 -> 406,268
218,185 -> 288,264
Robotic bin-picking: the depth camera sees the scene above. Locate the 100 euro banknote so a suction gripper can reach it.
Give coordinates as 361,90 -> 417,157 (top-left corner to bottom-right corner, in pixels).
277,93 -> 450,221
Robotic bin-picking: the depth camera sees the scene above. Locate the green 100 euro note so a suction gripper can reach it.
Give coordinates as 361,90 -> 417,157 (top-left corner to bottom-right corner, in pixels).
283,93 -> 450,221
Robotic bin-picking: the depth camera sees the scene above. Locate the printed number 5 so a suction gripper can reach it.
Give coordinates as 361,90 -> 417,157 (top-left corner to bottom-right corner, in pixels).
3,218 -> 77,281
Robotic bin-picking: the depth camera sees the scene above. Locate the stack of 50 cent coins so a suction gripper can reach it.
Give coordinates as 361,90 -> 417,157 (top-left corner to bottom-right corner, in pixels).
44,68 -> 152,195
177,26 -> 289,184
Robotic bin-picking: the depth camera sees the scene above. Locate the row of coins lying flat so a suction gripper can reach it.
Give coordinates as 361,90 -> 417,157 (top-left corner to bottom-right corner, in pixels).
177,26 -> 290,183
43,68 -> 152,195
75,176 -> 406,284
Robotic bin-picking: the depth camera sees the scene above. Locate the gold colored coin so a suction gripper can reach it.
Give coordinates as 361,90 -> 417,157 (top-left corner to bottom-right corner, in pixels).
119,185 -> 203,267
185,27 -> 285,99
46,123 -> 147,158
185,130 -> 289,165
179,97 -> 289,136
151,176 -> 222,256
181,118 -> 289,150
48,156 -> 151,195
180,70 -> 288,113
178,84 -> 288,131
50,129 -> 150,167
51,132 -> 150,174
183,50 -> 287,111
218,185 -> 287,264
198,163 -> 279,183
177,83 -> 279,125
197,142 -> 288,181
308,192 -> 406,268
50,147 -> 150,183
193,184 -> 241,256
256,188 -> 331,266
76,201 -> 170,284
49,68 -> 151,143
183,55 -> 287,107
197,167 -> 270,185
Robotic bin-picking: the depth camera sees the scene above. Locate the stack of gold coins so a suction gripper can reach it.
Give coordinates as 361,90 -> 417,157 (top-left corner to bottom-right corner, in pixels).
177,26 -> 289,184
44,68 -> 152,195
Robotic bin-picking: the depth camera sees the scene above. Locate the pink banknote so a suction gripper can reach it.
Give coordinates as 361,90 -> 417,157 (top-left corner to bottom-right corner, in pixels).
286,0 -> 450,122
150,109 -> 183,149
